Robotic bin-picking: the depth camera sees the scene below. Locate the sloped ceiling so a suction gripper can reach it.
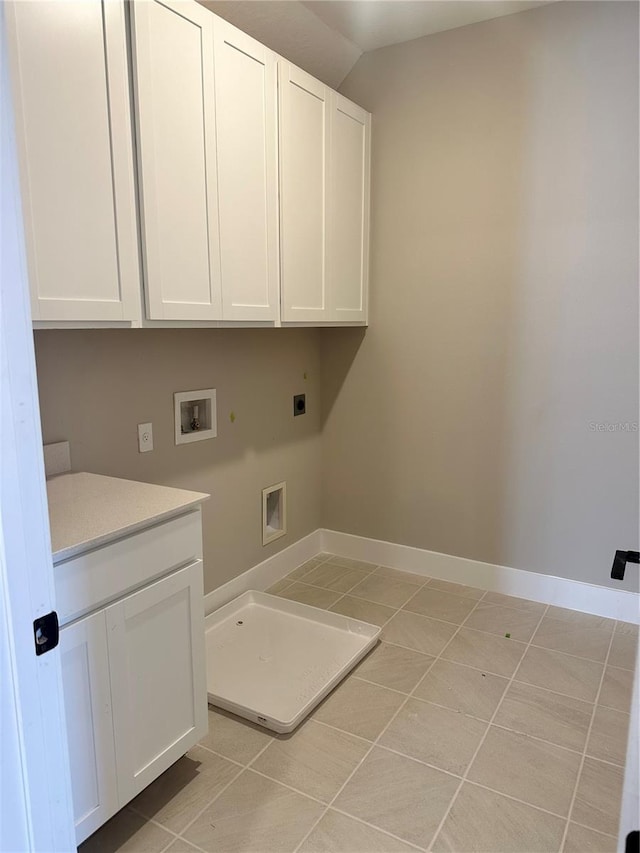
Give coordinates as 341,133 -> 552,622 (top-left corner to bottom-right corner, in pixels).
199,1 -> 362,88
304,1 -> 553,53
198,0 -> 554,88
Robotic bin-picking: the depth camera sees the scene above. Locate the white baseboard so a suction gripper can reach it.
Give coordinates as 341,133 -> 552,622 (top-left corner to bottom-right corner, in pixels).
204,529 -> 323,616
203,527 -> 639,624
321,529 -> 640,625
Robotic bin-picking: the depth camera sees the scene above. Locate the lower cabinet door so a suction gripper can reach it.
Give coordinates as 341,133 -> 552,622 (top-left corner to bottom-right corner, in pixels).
106,560 -> 207,803
59,611 -> 119,844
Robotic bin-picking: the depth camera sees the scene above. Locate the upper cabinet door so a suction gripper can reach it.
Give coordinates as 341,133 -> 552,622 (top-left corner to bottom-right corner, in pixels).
279,62 -> 330,323
328,94 -> 371,324
131,0 -> 222,321
7,0 -> 140,323
214,21 -> 279,322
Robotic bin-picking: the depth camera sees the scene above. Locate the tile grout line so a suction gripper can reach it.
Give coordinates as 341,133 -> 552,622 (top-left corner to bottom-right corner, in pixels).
315,555 -> 640,639
169,738 -> 275,846
196,725 -> 430,851
379,635 -> 524,676
293,555 -> 633,663
353,648 -> 626,715
524,641 -> 615,668
160,759 -> 244,846
285,556 -> 633,799
126,804 -> 194,850
285,559 -> 426,615
290,587 -> 493,853
283,571 -> 626,669
557,626 -> 618,852
486,721 -> 626,767
309,716 -> 608,825
227,557 -> 631,851
568,819 -> 618,841
130,811 -> 190,853
101,555 -> 630,853
201,714 -> 589,834
384,625 -> 616,669
325,809 -> 434,853
194,742 -> 248,769
424,602 -> 551,852
508,676 -> 617,710
161,830 -> 208,853
282,559 -> 384,606
323,677 -> 626,768
204,660 -> 626,847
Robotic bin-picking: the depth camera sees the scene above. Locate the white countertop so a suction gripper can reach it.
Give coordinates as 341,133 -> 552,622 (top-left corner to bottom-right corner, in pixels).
47,472 -> 209,562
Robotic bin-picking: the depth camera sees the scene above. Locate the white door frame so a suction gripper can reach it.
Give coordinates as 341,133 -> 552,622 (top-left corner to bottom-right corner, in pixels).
0,6 -> 75,850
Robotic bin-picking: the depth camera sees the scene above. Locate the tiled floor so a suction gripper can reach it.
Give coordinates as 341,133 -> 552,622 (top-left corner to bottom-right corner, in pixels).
81,553 -> 637,853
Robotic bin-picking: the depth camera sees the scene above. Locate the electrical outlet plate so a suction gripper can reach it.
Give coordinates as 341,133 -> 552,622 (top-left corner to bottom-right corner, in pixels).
138,422 -> 153,453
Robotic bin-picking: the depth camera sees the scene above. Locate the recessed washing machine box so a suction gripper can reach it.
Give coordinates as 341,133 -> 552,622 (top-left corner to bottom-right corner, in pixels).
174,389 -> 216,445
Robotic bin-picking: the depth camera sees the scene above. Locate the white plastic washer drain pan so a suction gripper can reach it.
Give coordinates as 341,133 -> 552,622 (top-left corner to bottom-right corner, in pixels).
205,590 -> 381,733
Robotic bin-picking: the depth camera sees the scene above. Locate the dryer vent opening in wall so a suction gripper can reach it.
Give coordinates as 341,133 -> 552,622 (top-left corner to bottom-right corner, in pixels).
262,482 -> 286,545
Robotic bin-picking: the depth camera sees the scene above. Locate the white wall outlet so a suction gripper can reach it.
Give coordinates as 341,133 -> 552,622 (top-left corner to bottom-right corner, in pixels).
137,422 -> 153,453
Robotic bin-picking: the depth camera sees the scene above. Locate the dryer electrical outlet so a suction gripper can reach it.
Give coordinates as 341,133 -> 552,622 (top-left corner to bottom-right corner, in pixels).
293,394 -> 306,416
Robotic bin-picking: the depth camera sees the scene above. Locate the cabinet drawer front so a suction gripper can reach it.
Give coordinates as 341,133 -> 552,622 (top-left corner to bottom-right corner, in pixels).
55,510 -> 203,625
107,561 -> 207,803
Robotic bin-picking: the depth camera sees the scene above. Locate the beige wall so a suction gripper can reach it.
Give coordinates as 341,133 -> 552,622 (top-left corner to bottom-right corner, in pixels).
323,1 -> 639,590
34,2 -> 638,596
35,329 -> 322,593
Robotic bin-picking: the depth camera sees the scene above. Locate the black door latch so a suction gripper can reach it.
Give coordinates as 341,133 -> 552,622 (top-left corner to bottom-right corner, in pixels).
33,611 -> 59,656
611,550 -> 640,581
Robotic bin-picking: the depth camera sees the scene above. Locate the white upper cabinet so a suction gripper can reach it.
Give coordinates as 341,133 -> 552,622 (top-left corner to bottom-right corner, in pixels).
132,4 -> 280,323
131,0 -> 222,321
9,0 -> 370,328
279,62 -> 331,323
214,21 -> 279,322
279,61 -> 371,325
7,0 -> 140,323
328,95 -> 371,324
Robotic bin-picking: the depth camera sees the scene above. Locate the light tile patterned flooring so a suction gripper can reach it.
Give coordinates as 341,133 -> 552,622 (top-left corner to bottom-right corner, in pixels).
81,553 -> 638,853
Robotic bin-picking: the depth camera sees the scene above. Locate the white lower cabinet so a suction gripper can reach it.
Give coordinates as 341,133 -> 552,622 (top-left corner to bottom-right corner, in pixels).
59,610 -> 118,843
59,552 -> 206,845
107,562 -> 207,803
